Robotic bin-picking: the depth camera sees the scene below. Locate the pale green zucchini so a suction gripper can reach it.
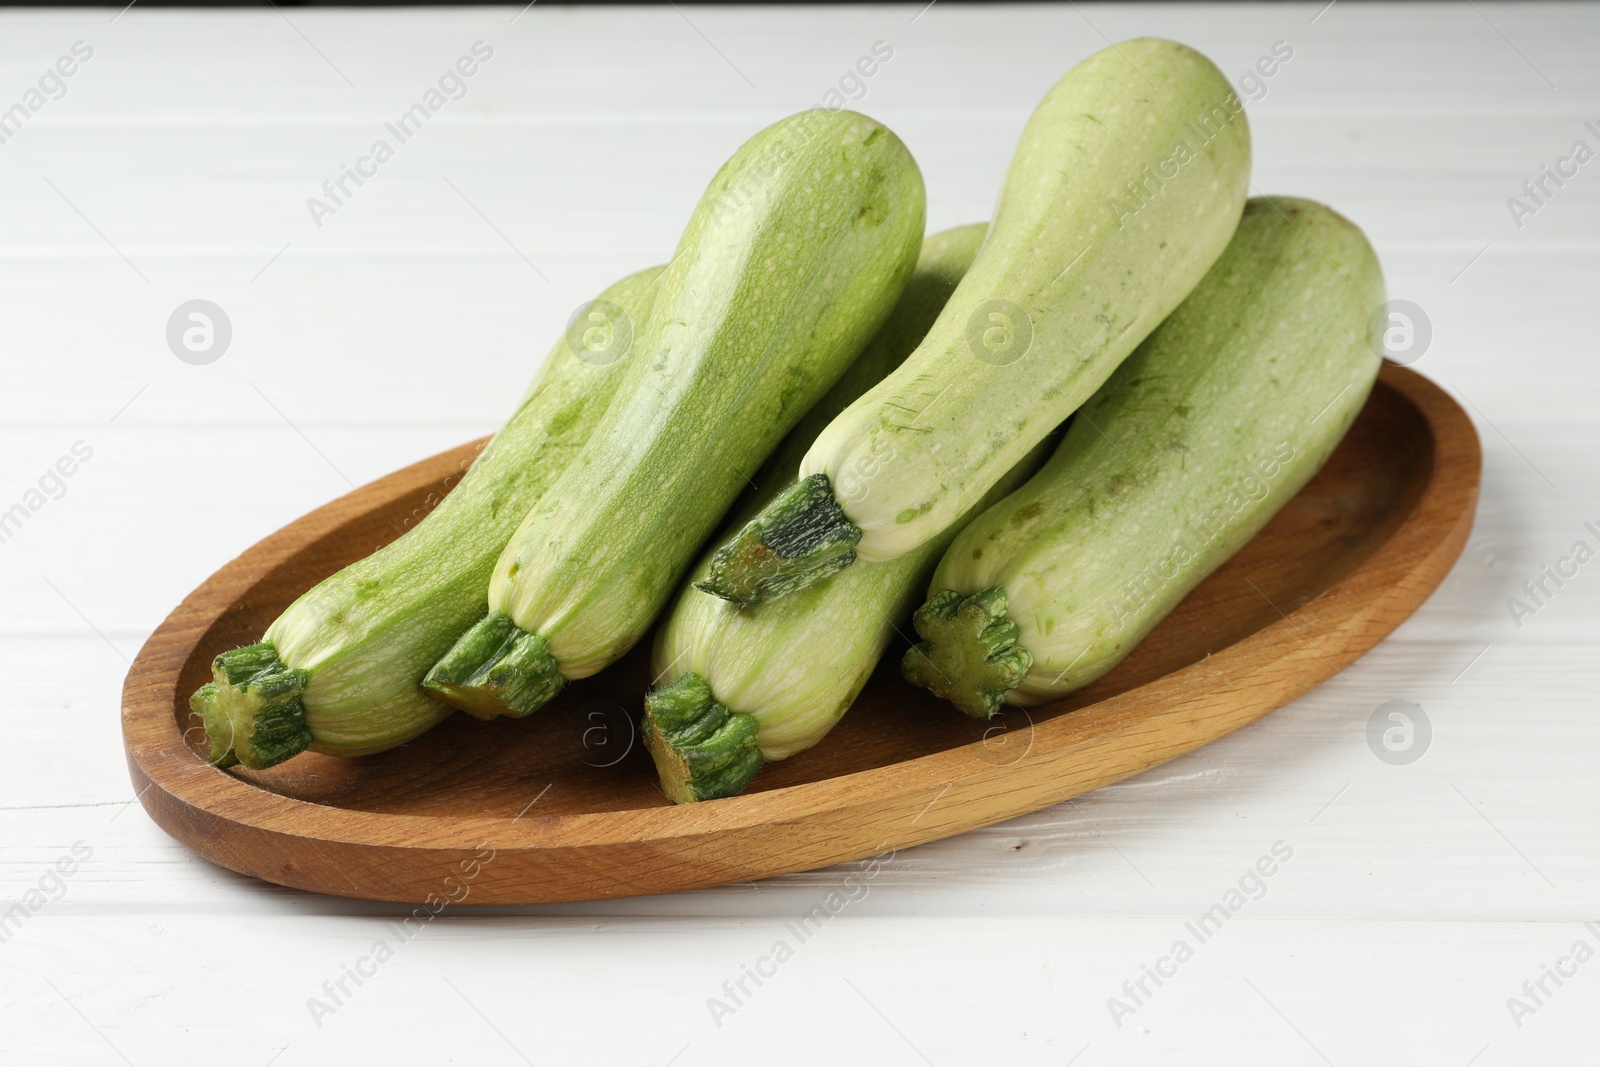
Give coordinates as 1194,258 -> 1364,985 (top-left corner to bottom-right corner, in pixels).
903,197 -> 1384,717
645,223 -> 1010,802
700,37 -> 1252,607
649,447 -> 1050,802
423,108 -> 926,720
190,266 -> 664,769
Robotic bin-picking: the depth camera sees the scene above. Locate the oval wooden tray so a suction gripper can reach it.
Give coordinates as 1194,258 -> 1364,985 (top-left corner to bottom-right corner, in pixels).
122,364 -> 1479,904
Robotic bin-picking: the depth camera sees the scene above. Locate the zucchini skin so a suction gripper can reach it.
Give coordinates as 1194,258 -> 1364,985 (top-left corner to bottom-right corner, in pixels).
194,266 -> 664,768
701,38 -> 1251,604
647,224 -> 992,797
907,197 -> 1384,716
428,108 -> 926,716
824,38 -> 1252,562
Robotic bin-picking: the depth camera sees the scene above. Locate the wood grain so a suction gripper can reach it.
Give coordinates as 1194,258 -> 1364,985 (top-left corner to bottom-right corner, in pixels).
119,364 -> 1480,904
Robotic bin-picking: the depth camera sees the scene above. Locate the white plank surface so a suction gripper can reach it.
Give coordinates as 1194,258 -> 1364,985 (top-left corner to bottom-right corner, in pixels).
1,3 -> 1597,1064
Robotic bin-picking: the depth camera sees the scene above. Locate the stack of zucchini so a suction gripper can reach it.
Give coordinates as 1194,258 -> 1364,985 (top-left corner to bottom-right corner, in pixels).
194,38 -> 1384,804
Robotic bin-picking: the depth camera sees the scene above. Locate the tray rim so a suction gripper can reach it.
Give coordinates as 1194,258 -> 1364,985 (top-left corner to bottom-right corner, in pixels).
121,363 -> 1481,900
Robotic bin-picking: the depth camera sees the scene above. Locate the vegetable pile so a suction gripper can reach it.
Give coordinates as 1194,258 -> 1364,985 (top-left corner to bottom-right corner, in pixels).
194,38 -> 1384,804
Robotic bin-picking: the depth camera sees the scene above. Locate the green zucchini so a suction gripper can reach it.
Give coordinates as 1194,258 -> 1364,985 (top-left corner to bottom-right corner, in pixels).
646,223 -> 1002,802
648,446 -> 1052,802
699,37 -> 1252,606
423,108 -> 926,720
903,196 -> 1384,717
190,266 -> 664,769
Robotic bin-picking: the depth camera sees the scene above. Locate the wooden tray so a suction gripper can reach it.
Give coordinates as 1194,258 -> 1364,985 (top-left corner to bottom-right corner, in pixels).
122,364 -> 1479,904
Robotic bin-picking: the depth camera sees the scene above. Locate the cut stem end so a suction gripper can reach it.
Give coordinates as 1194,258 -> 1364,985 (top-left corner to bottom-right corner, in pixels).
423,611 -> 564,719
902,585 -> 1032,720
697,474 -> 862,607
190,642 -> 313,769
642,672 -> 763,803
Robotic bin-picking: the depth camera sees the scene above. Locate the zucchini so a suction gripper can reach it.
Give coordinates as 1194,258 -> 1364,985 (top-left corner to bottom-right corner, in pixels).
903,196 -> 1384,717
191,266 -> 664,769
699,37 -> 1252,606
645,223 -> 1002,802
649,445 -> 1052,801
423,108 -> 926,719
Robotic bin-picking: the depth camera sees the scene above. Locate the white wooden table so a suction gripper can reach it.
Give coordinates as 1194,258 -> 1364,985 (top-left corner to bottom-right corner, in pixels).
1,2 -> 1595,1063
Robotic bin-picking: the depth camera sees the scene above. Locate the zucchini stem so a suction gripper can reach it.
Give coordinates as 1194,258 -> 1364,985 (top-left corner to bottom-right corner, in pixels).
422,611 -> 565,719
696,474 -> 862,607
902,586 -> 1032,720
192,642 -> 313,769
642,673 -> 762,803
